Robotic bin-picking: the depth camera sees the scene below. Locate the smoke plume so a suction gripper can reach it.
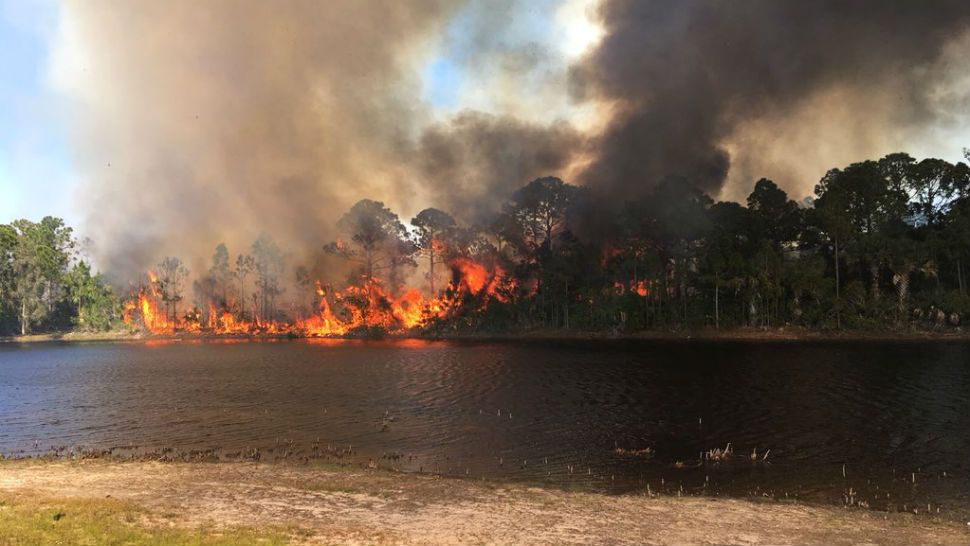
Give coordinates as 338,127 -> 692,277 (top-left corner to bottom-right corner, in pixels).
573,0 -> 970,197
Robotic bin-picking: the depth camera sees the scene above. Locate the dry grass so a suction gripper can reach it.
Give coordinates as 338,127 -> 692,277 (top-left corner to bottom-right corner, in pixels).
613,446 -> 655,458
705,442 -> 734,462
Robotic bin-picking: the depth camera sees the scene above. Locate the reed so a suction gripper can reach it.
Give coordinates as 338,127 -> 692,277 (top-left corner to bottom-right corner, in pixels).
705,442 -> 733,462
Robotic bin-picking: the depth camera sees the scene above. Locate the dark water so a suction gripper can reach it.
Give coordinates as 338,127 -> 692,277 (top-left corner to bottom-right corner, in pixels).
1,339 -> 968,520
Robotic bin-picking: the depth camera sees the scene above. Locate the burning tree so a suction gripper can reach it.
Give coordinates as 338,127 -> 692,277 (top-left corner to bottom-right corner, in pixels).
320,200 -> 420,331
324,199 -> 416,286
156,257 -> 188,325
234,253 -> 255,319
411,207 -> 457,295
209,243 -> 233,308
251,235 -> 285,325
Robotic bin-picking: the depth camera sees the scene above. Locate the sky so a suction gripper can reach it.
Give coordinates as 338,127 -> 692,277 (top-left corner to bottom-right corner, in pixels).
0,0 -> 77,227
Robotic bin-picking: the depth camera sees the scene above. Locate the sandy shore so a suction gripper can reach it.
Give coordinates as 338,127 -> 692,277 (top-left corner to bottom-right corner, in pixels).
3,325 -> 970,344
0,460 -> 965,545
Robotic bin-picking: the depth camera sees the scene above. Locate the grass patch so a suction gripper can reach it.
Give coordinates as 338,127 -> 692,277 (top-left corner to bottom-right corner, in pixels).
0,493 -> 291,546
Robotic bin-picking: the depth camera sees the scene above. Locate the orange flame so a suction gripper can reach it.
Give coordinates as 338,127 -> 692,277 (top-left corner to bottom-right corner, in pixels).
123,257 -> 514,337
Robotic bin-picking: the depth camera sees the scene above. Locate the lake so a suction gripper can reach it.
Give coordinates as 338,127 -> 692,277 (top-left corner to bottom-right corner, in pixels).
0,338 -> 967,520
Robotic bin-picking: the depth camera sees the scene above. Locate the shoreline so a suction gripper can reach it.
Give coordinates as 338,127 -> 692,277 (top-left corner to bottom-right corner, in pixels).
3,326 -> 970,345
0,459 -> 965,545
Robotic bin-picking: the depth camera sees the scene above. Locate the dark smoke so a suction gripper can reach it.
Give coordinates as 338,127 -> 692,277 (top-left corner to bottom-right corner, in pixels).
416,111 -> 584,223
573,0 -> 970,195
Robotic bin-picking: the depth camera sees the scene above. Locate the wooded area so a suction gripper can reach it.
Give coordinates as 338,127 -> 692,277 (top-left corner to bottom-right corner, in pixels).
4,150 -> 970,336
0,217 -> 117,335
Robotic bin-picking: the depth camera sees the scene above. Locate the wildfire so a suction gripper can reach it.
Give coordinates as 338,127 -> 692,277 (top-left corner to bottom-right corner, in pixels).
122,258 -> 511,337
450,257 -> 510,304
122,271 -> 174,333
613,280 -> 649,297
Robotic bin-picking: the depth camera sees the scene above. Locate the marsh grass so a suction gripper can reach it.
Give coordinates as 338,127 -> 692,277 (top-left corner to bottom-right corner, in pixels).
0,493 -> 291,546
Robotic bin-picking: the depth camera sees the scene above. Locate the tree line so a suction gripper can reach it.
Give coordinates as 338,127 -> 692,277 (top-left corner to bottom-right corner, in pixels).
0,217 -> 118,335
169,234 -> 286,327
321,151 -> 970,333
4,149 -> 970,336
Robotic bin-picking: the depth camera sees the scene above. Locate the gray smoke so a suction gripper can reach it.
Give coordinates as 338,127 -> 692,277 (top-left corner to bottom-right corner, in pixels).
56,0 -> 587,277
55,0 -> 456,277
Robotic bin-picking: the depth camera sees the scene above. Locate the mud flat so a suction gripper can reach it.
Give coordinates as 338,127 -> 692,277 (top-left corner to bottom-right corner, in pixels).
0,459 -> 965,545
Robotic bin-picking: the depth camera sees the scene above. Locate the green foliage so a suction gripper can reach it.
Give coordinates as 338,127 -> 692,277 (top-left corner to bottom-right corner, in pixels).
0,217 -> 121,336
64,261 -> 120,331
